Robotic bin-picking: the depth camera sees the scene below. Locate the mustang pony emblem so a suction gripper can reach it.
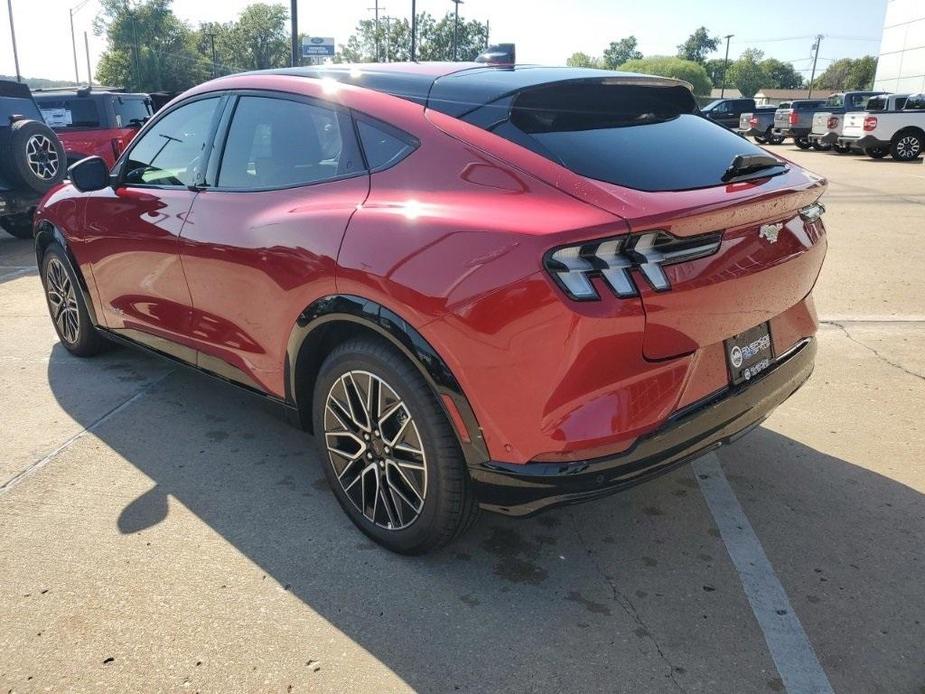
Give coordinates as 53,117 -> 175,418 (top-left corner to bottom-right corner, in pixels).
759,222 -> 783,243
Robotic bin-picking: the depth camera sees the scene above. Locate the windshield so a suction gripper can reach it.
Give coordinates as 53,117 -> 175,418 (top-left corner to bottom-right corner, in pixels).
702,100 -> 723,111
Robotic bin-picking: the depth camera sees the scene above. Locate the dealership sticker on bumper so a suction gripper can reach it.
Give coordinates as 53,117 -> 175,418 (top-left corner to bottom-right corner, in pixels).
725,323 -> 773,385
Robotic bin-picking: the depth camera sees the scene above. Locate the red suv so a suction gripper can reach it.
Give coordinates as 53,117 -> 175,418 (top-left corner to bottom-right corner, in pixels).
33,88 -> 153,168
34,64 -> 827,553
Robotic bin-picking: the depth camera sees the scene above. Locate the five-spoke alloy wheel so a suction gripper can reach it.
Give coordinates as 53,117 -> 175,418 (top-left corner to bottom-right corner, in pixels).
41,244 -> 107,357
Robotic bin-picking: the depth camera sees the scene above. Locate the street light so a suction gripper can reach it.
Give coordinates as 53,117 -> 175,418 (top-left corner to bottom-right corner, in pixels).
6,0 -> 21,82
69,0 -> 92,85
410,0 -> 417,62
720,34 -> 734,98
451,0 -> 463,61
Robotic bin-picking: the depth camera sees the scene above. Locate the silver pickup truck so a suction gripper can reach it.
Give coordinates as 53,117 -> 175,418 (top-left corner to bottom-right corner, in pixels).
735,105 -> 785,144
838,93 -> 925,160
807,91 -> 888,153
772,99 -> 827,149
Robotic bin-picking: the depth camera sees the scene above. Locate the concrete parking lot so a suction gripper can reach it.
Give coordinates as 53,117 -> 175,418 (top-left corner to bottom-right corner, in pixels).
0,148 -> 922,693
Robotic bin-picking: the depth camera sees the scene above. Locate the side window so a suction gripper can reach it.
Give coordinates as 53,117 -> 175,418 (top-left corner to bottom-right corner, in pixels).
114,96 -> 154,128
123,97 -> 219,187
218,96 -> 358,189
356,120 -> 416,170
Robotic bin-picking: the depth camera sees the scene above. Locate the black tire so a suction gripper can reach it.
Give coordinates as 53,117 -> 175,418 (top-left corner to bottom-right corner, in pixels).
811,140 -> 832,151
795,137 -> 812,150
764,128 -> 785,145
0,214 -> 33,239
833,143 -> 851,154
890,129 -> 923,161
864,146 -> 889,159
1,120 -> 66,194
40,244 -> 107,357
754,135 -> 767,144
312,337 -> 478,554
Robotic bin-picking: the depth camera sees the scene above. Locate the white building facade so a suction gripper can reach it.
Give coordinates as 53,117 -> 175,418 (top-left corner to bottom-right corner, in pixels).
875,0 -> 925,93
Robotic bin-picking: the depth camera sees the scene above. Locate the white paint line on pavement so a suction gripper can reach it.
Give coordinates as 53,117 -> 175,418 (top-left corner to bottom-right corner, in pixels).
694,454 -> 834,694
0,369 -> 175,495
0,267 -> 35,282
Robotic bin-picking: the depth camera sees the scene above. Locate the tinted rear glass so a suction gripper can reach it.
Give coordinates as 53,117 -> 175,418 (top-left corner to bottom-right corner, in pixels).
35,97 -> 100,127
486,83 -> 773,192
793,101 -> 824,111
114,97 -> 153,127
0,95 -> 42,121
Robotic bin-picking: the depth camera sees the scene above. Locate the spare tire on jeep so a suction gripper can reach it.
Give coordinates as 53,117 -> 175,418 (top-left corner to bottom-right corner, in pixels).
1,119 -> 66,193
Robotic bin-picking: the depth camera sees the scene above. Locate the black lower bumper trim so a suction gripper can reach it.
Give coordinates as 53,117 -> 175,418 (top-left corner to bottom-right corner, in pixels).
471,338 -> 816,516
837,135 -> 888,150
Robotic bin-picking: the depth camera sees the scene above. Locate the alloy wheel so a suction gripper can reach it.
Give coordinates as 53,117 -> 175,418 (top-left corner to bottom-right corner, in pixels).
324,370 -> 428,531
45,257 -> 80,344
26,134 -> 60,180
896,135 -> 921,160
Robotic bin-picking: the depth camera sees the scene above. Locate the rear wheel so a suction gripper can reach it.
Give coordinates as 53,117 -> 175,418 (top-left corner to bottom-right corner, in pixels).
0,214 -> 33,239
764,128 -> 785,145
890,130 -> 923,161
811,140 -> 832,151
312,337 -> 478,554
795,137 -> 812,150
40,244 -> 107,357
833,143 -> 851,154
863,146 -> 889,159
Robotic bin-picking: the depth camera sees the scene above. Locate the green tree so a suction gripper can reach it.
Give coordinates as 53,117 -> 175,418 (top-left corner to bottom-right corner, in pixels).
760,58 -> 803,89
603,36 -> 642,69
227,3 -> 289,70
703,57 -> 728,87
813,56 -> 877,91
728,48 -> 769,98
566,52 -> 603,69
620,56 -> 712,95
336,12 -> 486,63
677,27 -> 719,64
94,0 -> 208,92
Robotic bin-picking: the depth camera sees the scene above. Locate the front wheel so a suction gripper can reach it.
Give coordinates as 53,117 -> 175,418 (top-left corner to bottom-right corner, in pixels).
795,137 -> 812,150
41,244 -> 107,356
891,130 -> 923,161
864,146 -> 889,159
811,140 -> 832,151
833,143 -> 851,154
312,338 -> 478,554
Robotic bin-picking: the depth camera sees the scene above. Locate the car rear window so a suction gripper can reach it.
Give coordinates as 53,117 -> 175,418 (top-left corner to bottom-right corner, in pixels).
36,97 -> 100,128
114,97 -> 153,127
0,95 -> 42,121
483,83 -> 773,192
794,101 -> 824,111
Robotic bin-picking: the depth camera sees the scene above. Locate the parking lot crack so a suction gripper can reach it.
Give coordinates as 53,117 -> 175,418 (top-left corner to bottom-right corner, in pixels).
569,512 -> 686,693
823,321 -> 925,382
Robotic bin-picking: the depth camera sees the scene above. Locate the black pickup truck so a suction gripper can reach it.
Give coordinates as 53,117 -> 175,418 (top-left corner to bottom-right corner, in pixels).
701,98 -> 756,130
0,80 -> 66,238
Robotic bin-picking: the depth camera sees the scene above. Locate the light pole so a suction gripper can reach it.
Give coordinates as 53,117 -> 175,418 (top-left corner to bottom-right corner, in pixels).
290,0 -> 299,67
807,34 -> 823,98
451,0 -> 463,61
720,33 -> 733,98
208,31 -> 217,78
69,0 -> 91,85
6,0 -> 21,82
84,31 -> 92,87
410,0 -> 416,62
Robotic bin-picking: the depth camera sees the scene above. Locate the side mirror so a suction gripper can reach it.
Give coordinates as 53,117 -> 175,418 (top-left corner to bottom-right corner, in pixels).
68,156 -> 111,192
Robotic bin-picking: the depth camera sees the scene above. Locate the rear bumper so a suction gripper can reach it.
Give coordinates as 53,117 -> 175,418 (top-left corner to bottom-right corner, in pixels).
774,127 -> 808,138
0,190 -> 40,218
471,337 -> 816,516
837,135 -> 888,150
735,127 -> 764,138
808,131 -> 838,145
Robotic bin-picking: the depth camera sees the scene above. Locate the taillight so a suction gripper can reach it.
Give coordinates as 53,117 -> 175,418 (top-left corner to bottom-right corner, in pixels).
827,116 -> 839,129
748,116 -> 759,127
544,231 -> 723,300
863,116 -> 878,132
788,110 -> 798,125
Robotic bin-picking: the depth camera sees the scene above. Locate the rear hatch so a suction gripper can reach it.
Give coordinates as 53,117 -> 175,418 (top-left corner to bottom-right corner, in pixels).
811,111 -> 833,134
842,112 -> 867,138
450,79 -> 828,360
774,108 -> 792,130
738,113 -> 752,130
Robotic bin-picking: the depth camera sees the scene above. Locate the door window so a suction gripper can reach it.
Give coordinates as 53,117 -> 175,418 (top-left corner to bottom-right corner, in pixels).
123,97 -> 220,187
218,96 -> 359,189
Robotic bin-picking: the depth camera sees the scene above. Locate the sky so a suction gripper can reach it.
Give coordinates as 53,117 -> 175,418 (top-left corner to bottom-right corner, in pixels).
1,0 -> 889,83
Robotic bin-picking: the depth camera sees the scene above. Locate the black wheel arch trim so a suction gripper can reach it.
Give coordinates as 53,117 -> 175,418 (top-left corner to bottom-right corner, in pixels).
286,294 -> 490,467
33,221 -> 99,325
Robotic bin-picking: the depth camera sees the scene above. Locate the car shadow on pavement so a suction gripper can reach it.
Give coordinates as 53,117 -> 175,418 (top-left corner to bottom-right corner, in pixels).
45,344 -> 924,693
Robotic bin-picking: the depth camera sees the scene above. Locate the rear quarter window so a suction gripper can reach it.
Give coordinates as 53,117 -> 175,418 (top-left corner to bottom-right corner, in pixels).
36,98 -> 100,128
355,119 -> 417,170
485,83 -> 773,192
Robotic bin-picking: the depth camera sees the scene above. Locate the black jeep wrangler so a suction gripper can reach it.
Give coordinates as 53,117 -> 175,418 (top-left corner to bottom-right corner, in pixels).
0,80 -> 66,239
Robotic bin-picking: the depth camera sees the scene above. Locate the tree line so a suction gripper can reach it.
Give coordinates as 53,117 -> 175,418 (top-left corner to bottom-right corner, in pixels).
567,27 -> 877,97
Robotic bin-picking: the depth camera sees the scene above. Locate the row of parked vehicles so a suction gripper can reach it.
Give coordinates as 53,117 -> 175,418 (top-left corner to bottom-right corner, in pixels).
0,80 -> 155,238
704,90 -> 925,161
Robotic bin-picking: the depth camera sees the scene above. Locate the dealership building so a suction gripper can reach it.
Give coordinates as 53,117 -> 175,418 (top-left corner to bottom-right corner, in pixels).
874,0 -> 925,92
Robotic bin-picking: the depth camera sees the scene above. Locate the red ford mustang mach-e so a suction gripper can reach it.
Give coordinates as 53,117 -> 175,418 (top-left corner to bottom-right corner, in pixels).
34,64 -> 827,553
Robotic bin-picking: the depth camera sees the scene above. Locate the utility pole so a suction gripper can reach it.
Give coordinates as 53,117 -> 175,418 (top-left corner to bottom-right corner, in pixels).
451,0 -> 463,61
720,34 -> 733,98
807,34 -> 823,98
84,31 -> 92,88
485,19 -> 489,49
383,16 -> 391,62
6,0 -> 21,82
69,9 -> 79,83
290,0 -> 299,67
368,1 -> 383,62
410,0 -> 417,62
208,32 -> 217,78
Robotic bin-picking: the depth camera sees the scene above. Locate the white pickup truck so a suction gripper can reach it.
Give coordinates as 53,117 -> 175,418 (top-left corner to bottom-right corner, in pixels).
838,93 -> 925,160
807,91 -> 888,153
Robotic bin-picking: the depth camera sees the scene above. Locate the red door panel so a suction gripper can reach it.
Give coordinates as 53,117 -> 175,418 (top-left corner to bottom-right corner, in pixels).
82,186 -> 197,343
178,177 -> 368,396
